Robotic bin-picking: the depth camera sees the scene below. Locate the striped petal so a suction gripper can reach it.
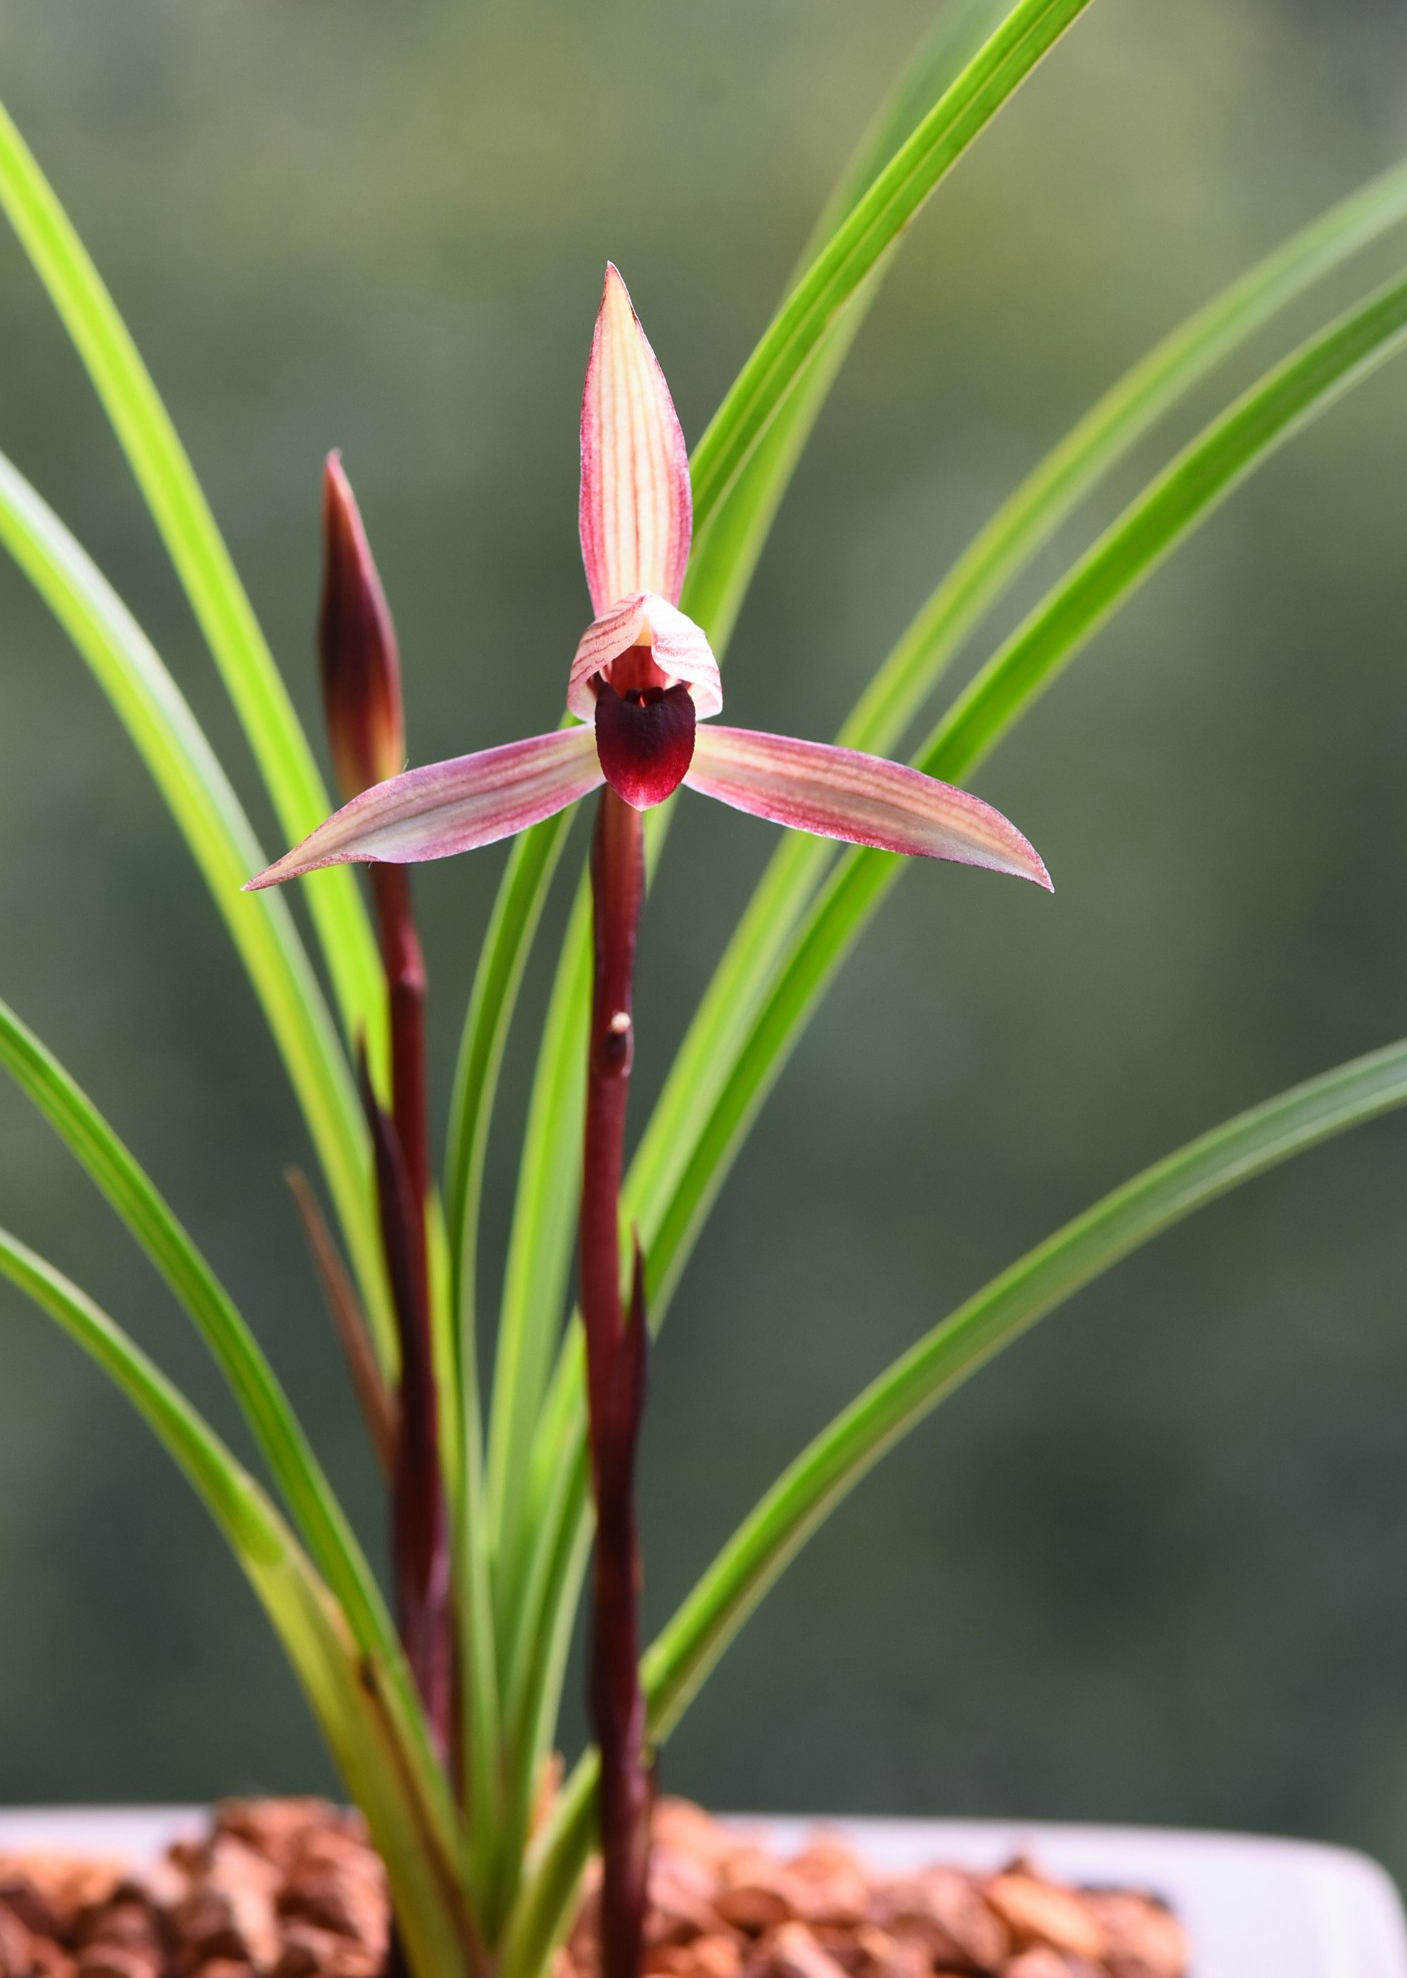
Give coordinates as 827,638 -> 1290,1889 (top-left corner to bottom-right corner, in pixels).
566,591 -> 722,722
685,726 -> 1052,887
579,264 -> 692,614
244,727 -> 603,889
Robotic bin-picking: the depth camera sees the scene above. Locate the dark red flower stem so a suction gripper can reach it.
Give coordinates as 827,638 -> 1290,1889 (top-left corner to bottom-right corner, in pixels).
357,1046 -> 453,1763
370,864 -> 431,1215
360,866 -> 455,1768
581,787 -> 652,1978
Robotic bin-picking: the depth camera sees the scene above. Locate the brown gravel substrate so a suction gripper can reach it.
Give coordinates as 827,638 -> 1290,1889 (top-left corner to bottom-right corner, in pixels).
0,1796 -> 1189,1978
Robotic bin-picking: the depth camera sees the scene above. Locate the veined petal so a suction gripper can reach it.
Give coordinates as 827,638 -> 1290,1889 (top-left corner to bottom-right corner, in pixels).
685,726 -> 1052,888
579,264 -> 692,614
244,728 -> 603,889
566,591 -> 723,722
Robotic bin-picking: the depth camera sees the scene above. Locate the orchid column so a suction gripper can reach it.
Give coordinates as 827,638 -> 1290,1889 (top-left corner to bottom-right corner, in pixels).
248,265 -> 1050,1978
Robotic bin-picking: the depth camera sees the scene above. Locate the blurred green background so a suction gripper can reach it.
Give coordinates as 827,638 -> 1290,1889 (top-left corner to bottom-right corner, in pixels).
2,0 -> 1407,1885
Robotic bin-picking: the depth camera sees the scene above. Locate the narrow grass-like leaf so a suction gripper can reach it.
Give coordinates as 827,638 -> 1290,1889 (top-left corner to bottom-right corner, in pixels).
0,101 -> 384,1070
640,151 -> 1407,1259
509,1031 -> 1407,1970
446,813 -> 576,1336
683,309 -> 868,654
0,1233 -> 474,1978
685,0 -> 1020,646
642,1042 -> 1407,1733
0,999 -> 410,1692
688,0 -> 1097,527
801,0 -> 1022,267
0,451 -> 394,1362
501,1752 -> 597,1978
486,880 -> 591,1595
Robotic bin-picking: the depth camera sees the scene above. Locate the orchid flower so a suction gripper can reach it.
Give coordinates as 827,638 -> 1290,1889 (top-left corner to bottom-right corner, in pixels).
245,267 -> 1051,895
247,266 -> 1049,1978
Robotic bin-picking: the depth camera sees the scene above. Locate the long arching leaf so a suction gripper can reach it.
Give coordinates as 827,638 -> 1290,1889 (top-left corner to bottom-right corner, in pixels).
685,0 -> 1017,650
0,101 -> 385,1074
0,996 -> 409,1698
688,0 -> 1097,525
0,451 -> 395,1360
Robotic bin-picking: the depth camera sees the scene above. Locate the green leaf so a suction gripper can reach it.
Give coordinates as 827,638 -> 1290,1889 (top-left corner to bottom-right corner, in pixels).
0,449 -> 394,1362
0,1232 -> 474,1978
799,0 -> 1022,268
0,998 -> 413,1703
511,1029 -> 1407,1969
685,0 -> 1023,641
491,1419 -> 592,1941
0,97 -> 385,1077
925,271 -> 1407,781
688,0 -> 1098,528
642,1038 -> 1407,1737
500,1747 -> 596,1978
446,812 -> 578,1339
683,304 -> 868,654
486,878 -> 591,1598
687,0 -> 1035,651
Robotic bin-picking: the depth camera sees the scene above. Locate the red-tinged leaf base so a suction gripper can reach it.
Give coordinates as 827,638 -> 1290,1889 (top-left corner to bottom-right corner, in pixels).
594,675 -> 696,810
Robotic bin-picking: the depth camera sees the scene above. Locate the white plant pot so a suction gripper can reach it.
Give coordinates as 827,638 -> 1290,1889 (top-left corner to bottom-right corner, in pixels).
0,1807 -> 1403,1977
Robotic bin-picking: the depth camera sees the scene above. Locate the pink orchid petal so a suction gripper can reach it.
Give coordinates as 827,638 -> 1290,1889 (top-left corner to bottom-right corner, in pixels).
579,264 -> 692,615
566,591 -> 723,721
244,727 -> 603,889
685,726 -> 1052,888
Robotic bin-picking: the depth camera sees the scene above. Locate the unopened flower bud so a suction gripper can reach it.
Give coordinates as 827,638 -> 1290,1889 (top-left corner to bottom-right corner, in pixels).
319,451 -> 405,799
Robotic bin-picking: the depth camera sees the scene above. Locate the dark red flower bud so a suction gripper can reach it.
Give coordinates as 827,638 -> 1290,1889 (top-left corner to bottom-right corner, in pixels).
319,451 -> 405,800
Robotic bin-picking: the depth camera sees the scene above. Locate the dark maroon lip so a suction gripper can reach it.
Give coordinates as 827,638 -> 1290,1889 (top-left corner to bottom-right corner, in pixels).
593,679 -> 696,810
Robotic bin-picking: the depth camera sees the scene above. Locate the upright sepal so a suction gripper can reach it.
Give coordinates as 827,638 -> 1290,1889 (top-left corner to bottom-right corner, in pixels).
320,452 -> 405,799
580,265 -> 693,614
685,725 -> 1052,887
